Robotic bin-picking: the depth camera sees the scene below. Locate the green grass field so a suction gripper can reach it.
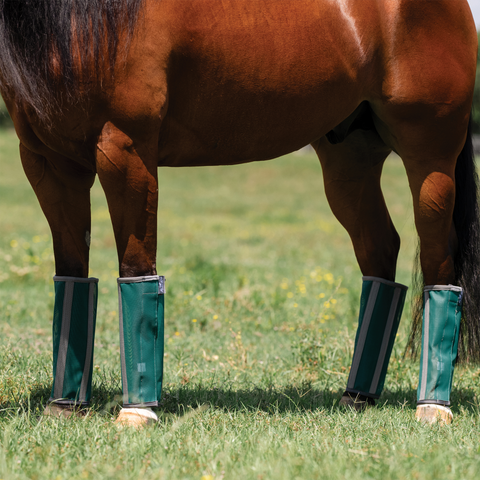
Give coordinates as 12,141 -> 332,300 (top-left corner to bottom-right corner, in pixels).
1,128 -> 480,479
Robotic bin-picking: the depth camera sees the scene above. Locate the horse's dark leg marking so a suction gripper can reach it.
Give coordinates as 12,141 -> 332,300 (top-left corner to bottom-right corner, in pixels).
312,130 -> 398,281
20,144 -> 95,277
96,122 -> 159,278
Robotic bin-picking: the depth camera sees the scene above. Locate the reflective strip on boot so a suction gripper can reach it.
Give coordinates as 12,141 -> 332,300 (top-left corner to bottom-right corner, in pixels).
346,277 -> 407,398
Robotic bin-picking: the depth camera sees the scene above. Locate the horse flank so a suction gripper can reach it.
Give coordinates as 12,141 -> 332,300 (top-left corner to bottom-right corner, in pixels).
0,0 -> 145,120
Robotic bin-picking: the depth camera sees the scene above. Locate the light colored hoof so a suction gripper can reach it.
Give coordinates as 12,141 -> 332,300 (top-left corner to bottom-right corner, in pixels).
115,408 -> 158,428
43,403 -> 87,418
339,393 -> 375,412
415,404 -> 453,425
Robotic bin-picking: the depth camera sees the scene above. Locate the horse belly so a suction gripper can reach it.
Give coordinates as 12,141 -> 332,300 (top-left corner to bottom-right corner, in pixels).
158,91 -> 361,167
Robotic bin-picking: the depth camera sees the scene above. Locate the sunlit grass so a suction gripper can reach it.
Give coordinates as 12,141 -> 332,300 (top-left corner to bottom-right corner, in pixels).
1,129 -> 479,479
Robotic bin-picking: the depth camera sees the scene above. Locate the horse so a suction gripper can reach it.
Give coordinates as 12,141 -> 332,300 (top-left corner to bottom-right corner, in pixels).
0,0 -> 479,427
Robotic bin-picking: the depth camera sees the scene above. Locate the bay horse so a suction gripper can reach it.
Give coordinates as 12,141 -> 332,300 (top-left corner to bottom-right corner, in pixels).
0,0 -> 479,426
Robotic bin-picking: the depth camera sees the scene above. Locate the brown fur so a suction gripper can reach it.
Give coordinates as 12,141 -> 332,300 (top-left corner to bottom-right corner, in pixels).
1,0 -> 478,338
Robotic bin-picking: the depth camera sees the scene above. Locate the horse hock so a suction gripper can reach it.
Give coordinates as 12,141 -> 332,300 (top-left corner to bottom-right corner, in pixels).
416,285 -> 462,424
118,276 -> 165,409
341,277 -> 407,409
46,276 -> 98,413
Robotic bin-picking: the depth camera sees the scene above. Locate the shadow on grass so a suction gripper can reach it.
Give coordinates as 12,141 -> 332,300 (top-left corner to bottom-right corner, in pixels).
158,384 -> 423,415
1,382 -> 478,419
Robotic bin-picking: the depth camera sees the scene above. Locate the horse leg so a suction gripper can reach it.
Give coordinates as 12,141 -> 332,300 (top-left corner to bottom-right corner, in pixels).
20,144 -> 98,416
312,130 -> 408,410
96,122 -> 164,427
402,151 -> 462,424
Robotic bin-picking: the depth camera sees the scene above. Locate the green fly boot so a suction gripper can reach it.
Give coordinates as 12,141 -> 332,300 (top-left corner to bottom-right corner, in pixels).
416,285 -> 462,424
342,277 -> 407,407
118,275 -> 165,407
49,276 -> 98,407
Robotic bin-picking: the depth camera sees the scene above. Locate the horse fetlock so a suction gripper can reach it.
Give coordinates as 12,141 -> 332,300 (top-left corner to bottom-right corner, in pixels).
345,277 -> 408,399
118,276 -> 165,407
417,286 -> 462,407
49,276 -> 98,406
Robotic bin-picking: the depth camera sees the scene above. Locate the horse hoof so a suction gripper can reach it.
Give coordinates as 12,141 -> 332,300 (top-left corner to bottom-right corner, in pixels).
415,404 -> 453,425
115,408 -> 158,428
43,403 -> 87,418
339,392 -> 375,412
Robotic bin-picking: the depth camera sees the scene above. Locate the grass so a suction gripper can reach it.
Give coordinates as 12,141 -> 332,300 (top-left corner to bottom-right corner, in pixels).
0,128 -> 480,479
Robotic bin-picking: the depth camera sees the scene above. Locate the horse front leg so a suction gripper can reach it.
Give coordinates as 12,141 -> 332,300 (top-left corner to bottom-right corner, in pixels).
96,122 -> 164,427
20,144 -> 98,416
313,132 -> 407,411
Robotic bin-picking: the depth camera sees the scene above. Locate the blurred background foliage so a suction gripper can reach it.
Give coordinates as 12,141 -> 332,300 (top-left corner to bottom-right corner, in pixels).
472,31 -> 480,133
0,96 -> 12,129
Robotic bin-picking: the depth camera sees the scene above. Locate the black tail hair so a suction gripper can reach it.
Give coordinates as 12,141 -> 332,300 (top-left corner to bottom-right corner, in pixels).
0,0 -> 145,120
408,117 -> 480,363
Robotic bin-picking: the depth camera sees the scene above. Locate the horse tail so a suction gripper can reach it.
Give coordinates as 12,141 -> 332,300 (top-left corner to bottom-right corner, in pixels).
452,117 -> 480,363
408,116 -> 480,363
0,0 -> 145,120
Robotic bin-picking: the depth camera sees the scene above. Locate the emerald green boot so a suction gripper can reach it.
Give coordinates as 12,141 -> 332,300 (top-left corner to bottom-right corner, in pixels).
344,277 -> 407,402
118,275 -> 165,407
417,285 -> 462,407
50,276 -> 98,406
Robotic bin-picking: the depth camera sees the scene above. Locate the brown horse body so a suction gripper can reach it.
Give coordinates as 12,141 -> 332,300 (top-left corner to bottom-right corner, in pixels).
12,0 -> 476,164
1,0 -> 478,423
6,0 -> 476,280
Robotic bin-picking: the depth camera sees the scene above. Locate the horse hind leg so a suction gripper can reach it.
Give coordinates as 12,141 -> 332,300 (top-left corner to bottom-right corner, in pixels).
20,145 -> 98,417
312,128 -> 408,411
375,86 -> 480,422
395,127 -> 473,424
96,122 -> 164,427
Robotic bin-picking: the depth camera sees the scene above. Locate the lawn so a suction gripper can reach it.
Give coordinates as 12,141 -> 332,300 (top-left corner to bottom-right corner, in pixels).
0,128 -> 479,479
